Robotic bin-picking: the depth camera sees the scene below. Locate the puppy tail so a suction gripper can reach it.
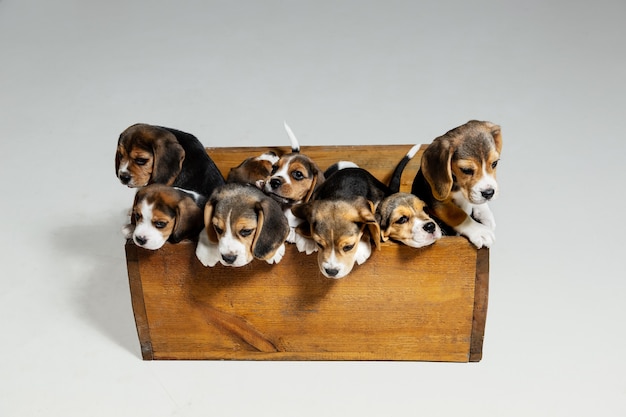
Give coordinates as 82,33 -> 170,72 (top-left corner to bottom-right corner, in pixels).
283,121 -> 300,153
388,144 -> 421,193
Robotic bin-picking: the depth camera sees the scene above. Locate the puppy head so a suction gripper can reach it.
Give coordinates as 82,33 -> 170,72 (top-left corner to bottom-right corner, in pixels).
293,197 -> 380,279
226,151 -> 279,188
130,184 -> 204,250
204,184 -> 289,267
376,193 -> 441,248
264,153 -> 324,205
421,120 -> 502,204
115,123 -> 185,188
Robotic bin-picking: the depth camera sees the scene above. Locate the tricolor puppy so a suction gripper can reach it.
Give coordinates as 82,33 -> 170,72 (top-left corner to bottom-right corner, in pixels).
263,123 -> 324,252
195,183 -> 290,268
115,123 -> 225,196
264,122 -> 324,206
411,120 -> 502,248
292,167 -> 390,279
123,184 -> 206,250
376,192 -> 441,248
226,151 -> 280,189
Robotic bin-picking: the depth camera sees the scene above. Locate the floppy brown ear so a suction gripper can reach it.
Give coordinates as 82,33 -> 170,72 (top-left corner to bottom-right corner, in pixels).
487,122 -> 502,154
291,202 -> 312,221
170,198 -> 204,243
115,145 -> 122,176
421,138 -> 453,201
355,198 -> 382,250
151,130 -> 185,185
303,167 -> 324,203
252,198 -> 289,260
291,202 -> 313,238
203,200 -> 218,244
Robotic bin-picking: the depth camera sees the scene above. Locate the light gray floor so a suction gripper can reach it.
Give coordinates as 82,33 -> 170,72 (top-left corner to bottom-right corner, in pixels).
1,1 -> 625,416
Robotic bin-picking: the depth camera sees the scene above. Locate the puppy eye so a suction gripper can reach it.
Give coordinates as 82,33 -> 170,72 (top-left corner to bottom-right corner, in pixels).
291,170 -> 305,181
154,221 -> 167,229
395,216 -> 409,225
271,165 -> 278,174
460,168 -> 474,175
133,213 -> 141,221
315,241 -> 324,249
343,244 -> 355,252
491,160 -> 499,169
214,226 -> 224,235
135,158 -> 148,166
239,228 -> 254,237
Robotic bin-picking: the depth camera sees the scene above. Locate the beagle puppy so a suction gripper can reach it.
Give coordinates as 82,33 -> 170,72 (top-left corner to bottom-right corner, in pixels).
376,192 -> 441,248
263,122 -> 324,206
411,120 -> 502,248
226,151 -> 280,189
195,183 -> 290,268
123,184 -> 206,250
115,123 -> 225,197
262,123 -> 325,253
292,167 -> 390,279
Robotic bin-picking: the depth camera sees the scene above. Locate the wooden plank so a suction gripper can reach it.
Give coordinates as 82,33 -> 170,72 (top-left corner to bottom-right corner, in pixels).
127,237 -> 483,361
125,243 -> 153,360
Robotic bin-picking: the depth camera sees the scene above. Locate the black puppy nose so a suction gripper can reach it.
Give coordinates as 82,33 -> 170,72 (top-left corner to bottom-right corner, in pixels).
119,172 -> 131,184
222,254 -> 237,264
324,268 -> 339,277
481,189 -> 495,200
135,236 -> 147,246
269,178 -> 282,189
423,221 -> 437,234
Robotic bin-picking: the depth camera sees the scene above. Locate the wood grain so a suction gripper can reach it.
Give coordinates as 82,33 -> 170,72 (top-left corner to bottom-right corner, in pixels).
124,144 -> 490,361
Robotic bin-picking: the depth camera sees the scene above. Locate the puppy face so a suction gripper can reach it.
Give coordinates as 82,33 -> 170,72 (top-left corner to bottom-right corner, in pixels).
130,185 -> 204,250
204,184 -> 289,267
422,120 -> 502,205
377,193 -> 441,248
115,123 -> 184,188
264,154 -> 323,205
227,151 -> 279,188
294,197 -> 380,279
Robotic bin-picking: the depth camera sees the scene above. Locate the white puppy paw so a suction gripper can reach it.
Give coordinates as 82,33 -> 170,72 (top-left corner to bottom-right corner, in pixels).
456,217 -> 495,249
195,230 -> 221,267
472,204 -> 496,231
266,243 -> 286,264
122,223 -> 135,239
294,233 -> 317,254
354,239 -> 372,265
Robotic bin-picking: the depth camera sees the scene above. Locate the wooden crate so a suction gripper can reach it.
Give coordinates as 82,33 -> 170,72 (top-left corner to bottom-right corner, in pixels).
125,145 -> 489,362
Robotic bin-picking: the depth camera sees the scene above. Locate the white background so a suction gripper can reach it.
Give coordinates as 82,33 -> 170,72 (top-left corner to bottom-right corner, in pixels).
1,0 -> 624,416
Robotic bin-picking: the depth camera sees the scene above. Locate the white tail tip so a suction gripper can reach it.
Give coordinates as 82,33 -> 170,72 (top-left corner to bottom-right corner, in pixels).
283,121 -> 300,152
406,144 -> 421,159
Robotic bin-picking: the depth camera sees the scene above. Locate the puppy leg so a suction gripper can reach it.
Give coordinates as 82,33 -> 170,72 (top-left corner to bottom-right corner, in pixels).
284,209 -> 300,243
472,204 -> 496,230
265,243 -> 286,264
195,228 -> 221,267
354,237 -> 372,265
455,217 -> 495,249
285,208 -> 318,254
